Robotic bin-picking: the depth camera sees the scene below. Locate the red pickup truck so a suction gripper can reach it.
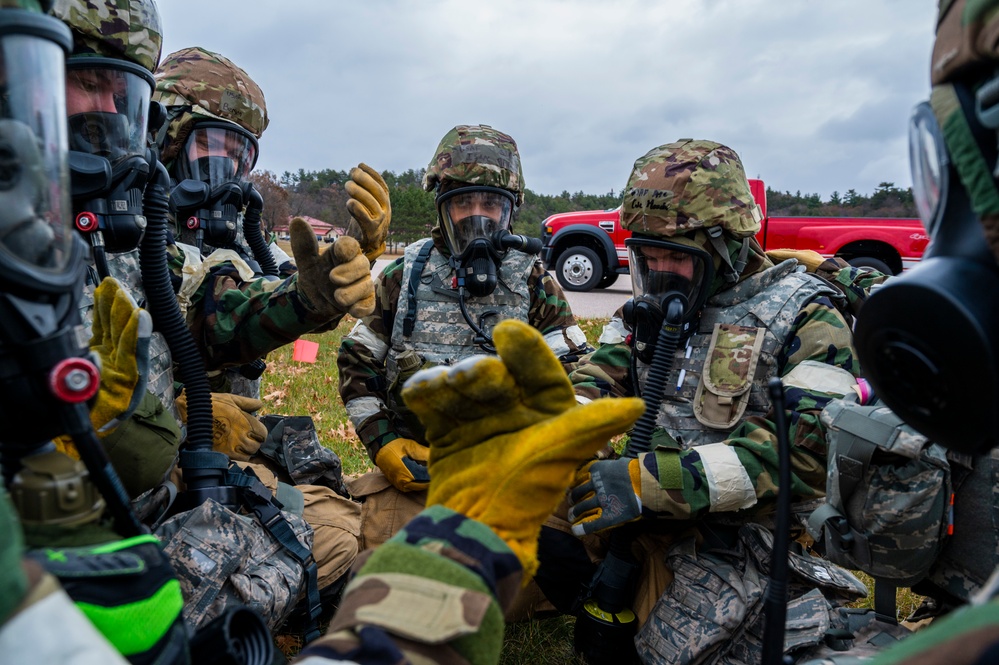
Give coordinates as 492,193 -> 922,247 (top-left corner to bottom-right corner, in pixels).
540,178 -> 929,291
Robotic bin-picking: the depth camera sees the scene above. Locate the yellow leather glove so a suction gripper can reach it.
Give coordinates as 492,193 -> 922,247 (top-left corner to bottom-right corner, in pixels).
290,217 -> 375,319
766,248 -> 826,272
53,278 -> 152,458
345,163 -> 391,262
175,391 -> 267,461
374,437 -> 430,492
89,277 -> 152,434
401,319 -> 645,578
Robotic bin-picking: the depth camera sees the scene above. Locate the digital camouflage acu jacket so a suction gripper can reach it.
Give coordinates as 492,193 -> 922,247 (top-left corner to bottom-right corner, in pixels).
338,235 -> 589,464
571,261 -> 861,523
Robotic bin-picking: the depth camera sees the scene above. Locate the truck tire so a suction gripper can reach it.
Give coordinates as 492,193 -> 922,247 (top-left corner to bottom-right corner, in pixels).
847,256 -> 894,276
555,247 -> 604,292
596,272 -> 619,289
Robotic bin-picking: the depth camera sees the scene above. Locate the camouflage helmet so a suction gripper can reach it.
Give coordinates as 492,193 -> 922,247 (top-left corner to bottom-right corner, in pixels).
49,0 -> 162,73
153,46 -> 269,164
422,124 -> 525,205
621,139 -> 762,239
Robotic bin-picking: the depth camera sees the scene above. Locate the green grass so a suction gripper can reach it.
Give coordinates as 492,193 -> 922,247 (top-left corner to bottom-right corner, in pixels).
257,315 -> 920,660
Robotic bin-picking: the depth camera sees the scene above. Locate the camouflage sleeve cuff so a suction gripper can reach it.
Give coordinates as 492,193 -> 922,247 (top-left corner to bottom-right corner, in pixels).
356,416 -> 401,463
384,506 -> 522,605
304,506 -> 519,665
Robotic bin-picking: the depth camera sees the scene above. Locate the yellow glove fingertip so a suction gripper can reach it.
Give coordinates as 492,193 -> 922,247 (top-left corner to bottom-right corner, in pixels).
357,162 -> 388,190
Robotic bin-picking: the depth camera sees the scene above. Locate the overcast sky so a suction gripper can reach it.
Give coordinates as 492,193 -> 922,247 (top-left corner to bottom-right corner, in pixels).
158,0 -> 937,200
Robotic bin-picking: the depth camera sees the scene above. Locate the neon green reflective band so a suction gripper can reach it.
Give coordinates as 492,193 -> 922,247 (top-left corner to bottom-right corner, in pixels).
88,533 -> 161,555
77,578 -> 183,655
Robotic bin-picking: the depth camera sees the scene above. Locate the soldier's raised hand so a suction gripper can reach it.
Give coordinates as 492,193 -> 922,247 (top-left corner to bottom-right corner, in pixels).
401,319 -> 644,578
345,163 -> 391,262
290,217 -> 375,319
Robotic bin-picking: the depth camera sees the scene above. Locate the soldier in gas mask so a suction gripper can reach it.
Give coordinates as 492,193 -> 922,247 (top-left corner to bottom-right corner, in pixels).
338,124 -> 590,500
0,1 -> 189,662
36,0 -> 378,653
546,139 -> 910,664
820,1 -> 999,663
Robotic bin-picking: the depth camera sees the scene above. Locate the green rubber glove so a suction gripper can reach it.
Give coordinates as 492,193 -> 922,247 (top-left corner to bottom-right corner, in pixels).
401,319 -> 644,578
290,217 -> 375,319
89,277 -> 152,435
374,437 -> 430,492
345,163 -> 391,262
567,457 -> 643,536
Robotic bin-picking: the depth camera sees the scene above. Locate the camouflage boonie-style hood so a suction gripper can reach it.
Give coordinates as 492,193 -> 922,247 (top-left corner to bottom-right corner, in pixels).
153,46 -> 268,164
620,139 -> 762,240
422,124 -> 525,205
49,0 -> 162,73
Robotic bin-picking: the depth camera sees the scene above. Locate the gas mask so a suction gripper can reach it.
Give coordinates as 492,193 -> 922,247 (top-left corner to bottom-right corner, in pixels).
855,86 -> 999,456
434,184 -> 542,349
170,121 -> 258,253
0,9 -> 97,458
438,185 -> 520,297
66,56 -> 158,274
621,236 -> 714,364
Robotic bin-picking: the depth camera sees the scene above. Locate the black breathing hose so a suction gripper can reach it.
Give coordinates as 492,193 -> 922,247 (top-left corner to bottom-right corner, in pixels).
241,184 -> 279,277
574,296 -> 687,665
626,297 -> 685,456
139,159 -> 223,491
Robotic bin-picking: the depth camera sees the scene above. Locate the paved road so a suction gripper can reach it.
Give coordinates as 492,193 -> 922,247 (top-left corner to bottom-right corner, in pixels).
373,257 -> 631,320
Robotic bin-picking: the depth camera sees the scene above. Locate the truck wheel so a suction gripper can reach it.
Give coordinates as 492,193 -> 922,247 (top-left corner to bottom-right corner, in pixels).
556,247 -> 604,292
596,272 -> 619,289
847,256 -> 894,276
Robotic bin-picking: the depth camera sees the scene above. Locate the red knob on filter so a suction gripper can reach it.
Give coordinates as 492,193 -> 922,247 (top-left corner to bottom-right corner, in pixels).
75,211 -> 98,232
49,357 -> 100,403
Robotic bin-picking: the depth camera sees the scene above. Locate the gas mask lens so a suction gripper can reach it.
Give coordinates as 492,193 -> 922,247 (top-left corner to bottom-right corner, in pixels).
909,102 -> 948,237
437,186 -> 514,257
178,121 -> 258,188
65,57 -> 153,166
0,23 -> 72,275
627,238 -> 713,317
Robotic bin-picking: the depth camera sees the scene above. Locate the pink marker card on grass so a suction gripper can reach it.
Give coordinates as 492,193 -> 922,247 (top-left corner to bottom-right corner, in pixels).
292,339 -> 320,363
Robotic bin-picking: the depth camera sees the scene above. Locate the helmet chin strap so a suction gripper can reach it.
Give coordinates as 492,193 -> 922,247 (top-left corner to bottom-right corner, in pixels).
705,226 -> 749,284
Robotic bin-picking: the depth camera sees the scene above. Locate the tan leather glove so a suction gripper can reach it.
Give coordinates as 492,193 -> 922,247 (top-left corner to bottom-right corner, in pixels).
345,163 -> 391,262
175,391 -> 267,461
290,217 -> 375,319
401,319 -> 645,578
374,437 -> 430,492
